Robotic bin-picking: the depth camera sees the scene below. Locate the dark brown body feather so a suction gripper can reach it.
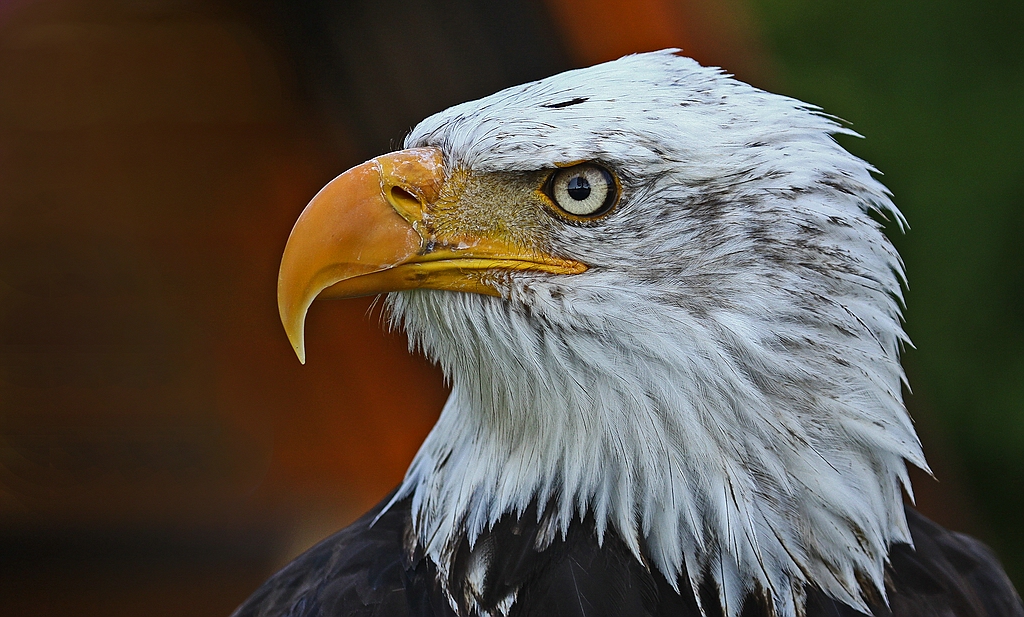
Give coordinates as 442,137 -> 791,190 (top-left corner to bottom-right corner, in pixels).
232,492 -> 1023,617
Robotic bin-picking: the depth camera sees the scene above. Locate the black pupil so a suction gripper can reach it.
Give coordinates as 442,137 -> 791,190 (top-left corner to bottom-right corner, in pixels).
566,176 -> 591,200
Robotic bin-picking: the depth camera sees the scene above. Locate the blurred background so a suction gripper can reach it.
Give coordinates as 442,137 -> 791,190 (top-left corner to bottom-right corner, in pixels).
0,0 -> 1020,614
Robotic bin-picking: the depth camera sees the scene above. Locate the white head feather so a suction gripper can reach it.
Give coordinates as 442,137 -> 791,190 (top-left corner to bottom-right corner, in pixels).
383,50 -> 927,617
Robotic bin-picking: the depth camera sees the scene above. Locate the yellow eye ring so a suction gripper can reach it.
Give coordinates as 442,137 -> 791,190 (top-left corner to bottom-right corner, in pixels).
545,164 -> 619,219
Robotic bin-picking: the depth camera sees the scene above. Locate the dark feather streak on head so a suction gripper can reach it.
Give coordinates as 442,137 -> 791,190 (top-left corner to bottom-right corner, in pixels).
541,97 -> 589,109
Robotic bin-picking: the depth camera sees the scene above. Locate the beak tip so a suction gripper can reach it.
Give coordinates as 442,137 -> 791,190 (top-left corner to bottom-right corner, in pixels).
285,329 -> 307,365
280,305 -> 308,365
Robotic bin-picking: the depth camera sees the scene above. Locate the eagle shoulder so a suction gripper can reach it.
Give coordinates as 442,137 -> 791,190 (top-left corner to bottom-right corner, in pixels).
806,507 -> 1024,617
232,495 -> 1021,617
230,492 -> 452,617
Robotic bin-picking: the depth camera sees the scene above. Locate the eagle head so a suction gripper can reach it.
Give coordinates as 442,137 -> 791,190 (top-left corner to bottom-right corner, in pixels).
277,50 -> 927,617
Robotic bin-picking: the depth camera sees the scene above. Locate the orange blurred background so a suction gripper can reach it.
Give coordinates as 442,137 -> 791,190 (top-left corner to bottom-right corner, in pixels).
0,0 -> 1016,614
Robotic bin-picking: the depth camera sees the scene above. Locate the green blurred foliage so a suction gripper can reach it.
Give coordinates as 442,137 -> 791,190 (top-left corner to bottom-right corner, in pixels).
747,0 -> 1024,587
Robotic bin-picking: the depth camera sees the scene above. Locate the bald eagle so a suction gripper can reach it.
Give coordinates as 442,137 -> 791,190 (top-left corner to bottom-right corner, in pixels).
235,51 -> 1023,617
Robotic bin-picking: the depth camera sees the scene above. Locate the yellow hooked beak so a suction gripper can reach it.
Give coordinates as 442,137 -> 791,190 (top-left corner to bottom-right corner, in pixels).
277,147 -> 586,363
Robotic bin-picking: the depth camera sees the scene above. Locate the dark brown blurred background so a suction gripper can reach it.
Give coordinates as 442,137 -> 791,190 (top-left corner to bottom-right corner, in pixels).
0,0 -> 1020,614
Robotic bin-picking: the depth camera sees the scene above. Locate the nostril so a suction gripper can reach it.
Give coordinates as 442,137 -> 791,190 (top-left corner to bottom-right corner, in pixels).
388,186 -> 424,219
391,184 -> 423,210
391,186 -> 417,203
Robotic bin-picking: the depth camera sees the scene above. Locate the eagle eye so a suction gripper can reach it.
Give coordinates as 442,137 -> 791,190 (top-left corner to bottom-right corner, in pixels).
547,164 -> 618,218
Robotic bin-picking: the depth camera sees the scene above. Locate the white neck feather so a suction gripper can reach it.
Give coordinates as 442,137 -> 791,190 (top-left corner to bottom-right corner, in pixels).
386,272 -> 925,617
